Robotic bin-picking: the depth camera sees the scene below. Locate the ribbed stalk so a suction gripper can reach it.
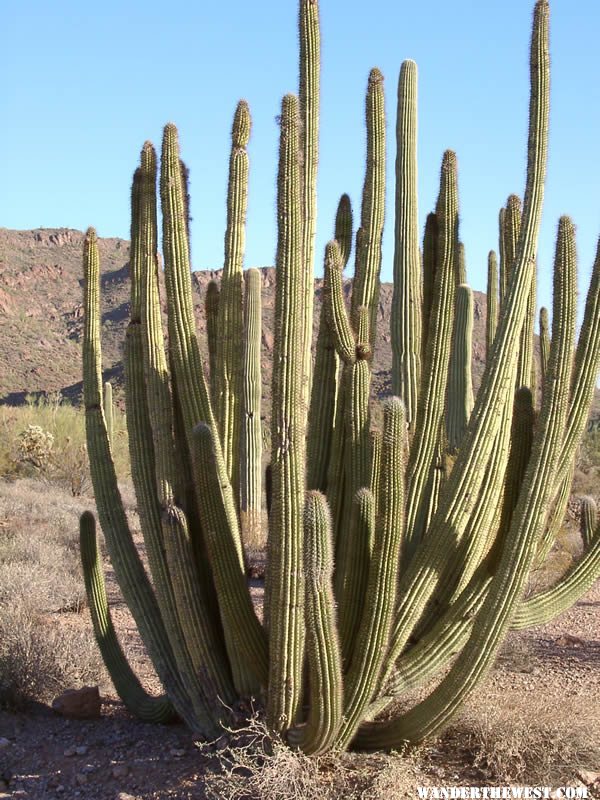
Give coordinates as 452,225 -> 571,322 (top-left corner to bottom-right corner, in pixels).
421,212 -> 438,366
160,123 -> 265,694
539,306 -> 550,387
215,100 -> 251,491
299,0 -> 320,413
335,398 -> 405,750
486,251 -> 499,361
381,0 -> 550,682
288,492 -> 343,755
306,194 -> 351,491
267,94 -> 308,731
405,150 -> 459,553
359,207 -> 575,750
581,496 -> 598,550
391,60 -> 421,426
240,268 -> 263,548
82,228 -> 196,731
205,281 -> 220,407
129,149 -> 233,723
351,69 -> 386,344
446,284 -> 474,453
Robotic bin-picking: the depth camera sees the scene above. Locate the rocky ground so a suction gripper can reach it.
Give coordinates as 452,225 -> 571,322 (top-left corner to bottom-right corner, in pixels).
0,576 -> 598,800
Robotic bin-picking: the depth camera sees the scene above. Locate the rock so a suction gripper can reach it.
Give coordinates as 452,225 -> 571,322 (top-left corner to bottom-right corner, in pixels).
555,634 -> 585,648
75,746 -> 88,756
170,748 -> 186,758
578,770 -> 600,786
75,773 -> 88,786
0,739 -> 9,750
116,793 -> 137,800
64,747 -> 77,757
52,687 -> 101,719
112,764 -> 129,779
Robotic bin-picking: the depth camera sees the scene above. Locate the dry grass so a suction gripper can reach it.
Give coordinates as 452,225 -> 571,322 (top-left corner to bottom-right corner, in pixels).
0,477 -> 107,708
202,715 -> 426,800
446,693 -> 600,786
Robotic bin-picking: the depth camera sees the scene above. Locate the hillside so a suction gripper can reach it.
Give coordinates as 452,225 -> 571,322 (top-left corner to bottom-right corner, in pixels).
0,226 -> 597,423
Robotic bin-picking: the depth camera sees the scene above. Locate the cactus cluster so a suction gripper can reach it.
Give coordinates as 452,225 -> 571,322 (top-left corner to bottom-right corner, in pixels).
80,0 -> 600,754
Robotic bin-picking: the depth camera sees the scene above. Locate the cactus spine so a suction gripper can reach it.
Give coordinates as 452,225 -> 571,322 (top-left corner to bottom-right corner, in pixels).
80,0 -> 600,758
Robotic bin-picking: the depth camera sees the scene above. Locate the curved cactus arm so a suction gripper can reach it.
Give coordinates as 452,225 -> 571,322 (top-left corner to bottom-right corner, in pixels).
160,123 -> 244,562
205,280 -> 220,407
421,212 -> 438,366
581,496 -> 598,549
536,239 -> 600,561
267,94 -> 308,732
80,512 -> 176,724
357,210 -> 576,750
446,284 -> 474,454
372,566 -> 493,714
556,237 -> 600,480
215,100 -> 251,490
324,240 -> 356,364
130,147 -> 235,722
351,69 -> 386,345
191,423 -> 268,692
82,227 -> 198,732
486,251 -> 499,361
535,466 -> 573,564
335,398 -> 406,750
381,0 -> 550,682
337,486 -> 375,668
539,306 -> 550,387
160,124 -> 267,697
405,150 -> 459,554
391,59 -> 421,427
240,268 -> 263,547
513,512 -> 600,630
288,492 -> 343,755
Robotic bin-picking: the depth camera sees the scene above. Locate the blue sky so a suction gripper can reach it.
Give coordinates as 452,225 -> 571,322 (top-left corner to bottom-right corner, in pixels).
3,0 -> 599,322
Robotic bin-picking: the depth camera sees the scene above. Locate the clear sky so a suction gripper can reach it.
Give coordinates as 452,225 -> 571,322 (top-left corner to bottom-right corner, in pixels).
3,1 -> 599,322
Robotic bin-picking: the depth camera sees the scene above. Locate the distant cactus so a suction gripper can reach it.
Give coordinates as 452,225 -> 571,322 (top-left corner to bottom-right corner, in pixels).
80,0 -> 600,756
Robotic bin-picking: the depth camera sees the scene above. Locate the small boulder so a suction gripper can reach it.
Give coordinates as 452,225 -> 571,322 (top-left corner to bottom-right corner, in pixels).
52,687 -> 101,719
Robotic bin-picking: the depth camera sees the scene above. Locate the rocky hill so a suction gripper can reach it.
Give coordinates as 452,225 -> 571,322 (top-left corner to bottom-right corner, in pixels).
0,227 -> 597,424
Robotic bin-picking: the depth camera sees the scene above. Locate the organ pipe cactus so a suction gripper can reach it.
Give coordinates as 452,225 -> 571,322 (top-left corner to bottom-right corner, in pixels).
80,0 -> 600,757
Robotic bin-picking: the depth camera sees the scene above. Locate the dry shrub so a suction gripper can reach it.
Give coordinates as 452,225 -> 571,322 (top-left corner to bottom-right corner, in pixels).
449,693 -> 600,785
0,599 -> 105,709
0,478 -> 107,708
202,715 -> 424,800
0,394 -> 130,491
